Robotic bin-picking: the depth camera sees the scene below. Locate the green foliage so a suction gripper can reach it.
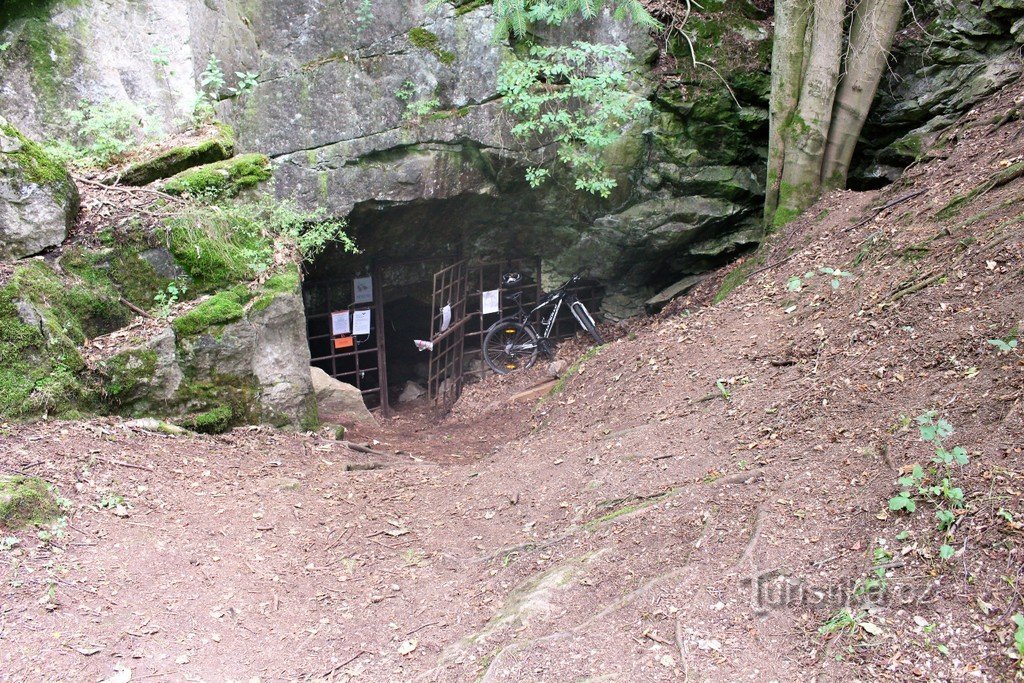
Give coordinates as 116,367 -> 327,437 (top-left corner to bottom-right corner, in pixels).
786,266 -> 853,292
988,334 -> 1019,353
490,0 -> 658,40
48,99 -> 158,168
166,196 -> 354,292
163,153 -> 271,199
497,41 -> 652,197
888,412 -> 970,562
395,80 -> 442,122
229,71 -> 260,97
154,281 -> 186,318
193,55 -> 226,122
1012,614 -> 1024,665
356,0 -> 373,34
172,290 -> 248,338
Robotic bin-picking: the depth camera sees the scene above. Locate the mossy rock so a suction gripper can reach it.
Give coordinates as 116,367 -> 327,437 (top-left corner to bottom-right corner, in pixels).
0,476 -> 61,529
179,404 -> 233,434
0,259 -> 127,418
407,27 -> 456,64
172,289 -> 249,338
102,348 -> 158,405
163,153 -> 272,198
61,239 -> 172,312
106,124 -> 235,187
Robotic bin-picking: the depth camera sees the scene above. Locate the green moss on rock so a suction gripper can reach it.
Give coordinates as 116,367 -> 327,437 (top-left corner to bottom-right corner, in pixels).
103,348 -> 158,404
172,290 -> 247,338
180,404 -> 233,434
407,27 -> 455,64
0,122 -> 76,202
110,124 -> 235,186
163,153 -> 271,198
0,475 -> 60,529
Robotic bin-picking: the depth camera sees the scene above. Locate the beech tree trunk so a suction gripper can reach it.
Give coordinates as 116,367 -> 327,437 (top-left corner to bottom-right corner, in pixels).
821,0 -> 906,189
764,0 -> 905,228
764,0 -> 811,225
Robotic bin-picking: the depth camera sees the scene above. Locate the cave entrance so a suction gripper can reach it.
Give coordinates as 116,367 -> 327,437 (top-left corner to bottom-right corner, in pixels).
300,195 -> 605,419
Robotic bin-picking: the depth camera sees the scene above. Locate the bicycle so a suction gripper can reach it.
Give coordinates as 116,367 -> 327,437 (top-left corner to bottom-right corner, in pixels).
482,272 -> 604,374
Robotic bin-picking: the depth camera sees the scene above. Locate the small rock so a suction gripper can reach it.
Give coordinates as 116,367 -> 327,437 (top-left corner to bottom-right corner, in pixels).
398,381 -> 426,404
547,360 -> 568,377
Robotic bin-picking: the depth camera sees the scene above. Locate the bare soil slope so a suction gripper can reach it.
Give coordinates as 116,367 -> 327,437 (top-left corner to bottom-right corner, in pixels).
2,81 -> 1023,682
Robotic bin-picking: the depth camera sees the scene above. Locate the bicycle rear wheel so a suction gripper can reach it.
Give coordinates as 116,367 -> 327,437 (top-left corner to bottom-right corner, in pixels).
483,321 -> 539,374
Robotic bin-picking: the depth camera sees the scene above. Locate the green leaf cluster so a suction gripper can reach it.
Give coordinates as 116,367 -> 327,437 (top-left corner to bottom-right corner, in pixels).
497,40 -> 651,197
492,0 -> 658,40
888,411 -> 970,562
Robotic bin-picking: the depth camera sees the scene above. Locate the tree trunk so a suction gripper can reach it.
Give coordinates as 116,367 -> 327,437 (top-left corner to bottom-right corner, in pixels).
820,0 -> 905,189
764,0 -> 812,226
774,0 -> 845,226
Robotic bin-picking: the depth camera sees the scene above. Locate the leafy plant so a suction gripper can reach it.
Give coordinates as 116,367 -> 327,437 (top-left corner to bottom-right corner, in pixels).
229,71 -> 260,97
715,378 -> 731,402
98,493 -> 125,509
888,412 -> 970,561
1011,614 -> 1024,665
497,41 -> 652,197
150,45 -> 170,67
489,0 -> 658,40
37,517 -> 67,545
356,0 -> 373,34
786,266 -> 853,292
988,338 -> 1019,353
46,99 -> 156,168
193,55 -> 226,122
395,80 -> 440,122
154,281 -> 186,318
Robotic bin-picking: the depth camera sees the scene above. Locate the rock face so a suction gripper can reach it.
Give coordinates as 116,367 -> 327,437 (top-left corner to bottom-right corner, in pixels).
0,0 -> 772,316
102,291 -> 318,430
853,0 -> 1024,184
310,367 -> 375,426
0,116 -> 78,259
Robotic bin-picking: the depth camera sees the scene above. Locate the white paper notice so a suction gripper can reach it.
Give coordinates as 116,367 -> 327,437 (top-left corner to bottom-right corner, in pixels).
331,310 -> 350,335
353,276 -> 373,304
482,289 -> 500,315
440,304 -> 452,332
352,309 -> 371,335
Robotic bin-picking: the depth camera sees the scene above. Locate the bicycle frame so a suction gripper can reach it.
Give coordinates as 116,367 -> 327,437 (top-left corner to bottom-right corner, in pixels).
507,285 -> 591,348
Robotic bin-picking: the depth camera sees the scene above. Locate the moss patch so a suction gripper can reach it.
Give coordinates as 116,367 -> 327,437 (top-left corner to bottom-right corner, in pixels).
713,250 -> 765,304
180,404 -> 233,434
172,290 -> 248,338
407,27 -> 456,64
113,124 -> 235,186
0,476 -> 60,529
166,206 -> 272,293
163,153 -> 271,198
0,122 -> 76,201
61,238 -> 170,311
102,348 -> 158,404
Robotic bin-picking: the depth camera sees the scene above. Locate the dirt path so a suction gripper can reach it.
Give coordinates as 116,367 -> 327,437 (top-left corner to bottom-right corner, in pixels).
3,81 -> 1024,682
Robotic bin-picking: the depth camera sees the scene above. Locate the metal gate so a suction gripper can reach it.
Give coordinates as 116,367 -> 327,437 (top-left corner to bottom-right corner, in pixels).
427,260 -> 470,417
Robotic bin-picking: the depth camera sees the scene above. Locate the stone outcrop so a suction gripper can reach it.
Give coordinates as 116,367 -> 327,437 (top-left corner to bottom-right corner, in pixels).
101,290 -> 318,430
310,367 -> 376,427
0,115 -> 78,259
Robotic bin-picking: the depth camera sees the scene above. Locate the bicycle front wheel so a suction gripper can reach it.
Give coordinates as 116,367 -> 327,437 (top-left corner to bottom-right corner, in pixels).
483,320 -> 539,375
571,301 -> 604,344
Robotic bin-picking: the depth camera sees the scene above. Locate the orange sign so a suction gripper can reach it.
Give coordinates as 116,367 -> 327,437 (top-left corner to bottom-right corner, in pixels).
334,335 -> 354,350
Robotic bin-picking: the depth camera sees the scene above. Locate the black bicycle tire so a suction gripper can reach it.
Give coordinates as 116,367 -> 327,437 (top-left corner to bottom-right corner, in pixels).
572,301 -> 604,345
483,320 -> 539,374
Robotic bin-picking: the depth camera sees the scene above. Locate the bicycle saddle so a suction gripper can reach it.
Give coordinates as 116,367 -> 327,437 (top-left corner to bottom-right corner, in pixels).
502,272 -> 522,286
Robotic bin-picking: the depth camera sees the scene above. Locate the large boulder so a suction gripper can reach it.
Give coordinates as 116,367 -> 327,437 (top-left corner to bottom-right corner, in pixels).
310,366 -> 376,426
0,116 -> 78,259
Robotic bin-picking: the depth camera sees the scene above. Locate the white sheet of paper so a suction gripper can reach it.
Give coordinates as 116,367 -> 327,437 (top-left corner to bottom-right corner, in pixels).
353,276 -> 373,304
352,309 -> 371,335
331,310 -> 350,335
482,289 -> 500,315
440,304 -> 452,332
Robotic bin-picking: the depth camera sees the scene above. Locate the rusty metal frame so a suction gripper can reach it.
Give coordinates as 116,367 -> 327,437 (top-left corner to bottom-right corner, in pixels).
302,266 -> 390,417
427,260 -> 469,418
